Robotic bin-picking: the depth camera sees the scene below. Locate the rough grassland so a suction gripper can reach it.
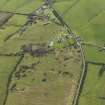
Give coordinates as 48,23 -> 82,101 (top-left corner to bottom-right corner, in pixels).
6,48 -> 82,105
0,1 -> 82,105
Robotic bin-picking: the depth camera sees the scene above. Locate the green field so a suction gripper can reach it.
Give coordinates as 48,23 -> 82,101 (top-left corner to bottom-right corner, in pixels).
0,0 -> 43,14
54,0 -> 105,44
83,45 -> 105,63
54,0 -> 105,105
78,64 -> 105,105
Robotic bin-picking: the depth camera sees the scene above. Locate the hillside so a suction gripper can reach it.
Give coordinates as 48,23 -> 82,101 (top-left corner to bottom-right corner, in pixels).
0,0 -> 82,105
0,0 -> 105,105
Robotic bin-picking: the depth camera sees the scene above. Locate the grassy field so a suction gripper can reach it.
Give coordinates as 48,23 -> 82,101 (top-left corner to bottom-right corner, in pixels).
78,64 -> 105,105
83,45 -> 105,63
0,1 -> 82,105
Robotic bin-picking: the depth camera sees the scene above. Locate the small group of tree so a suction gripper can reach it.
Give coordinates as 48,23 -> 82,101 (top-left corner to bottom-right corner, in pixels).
64,56 -> 70,61
15,66 -> 27,80
42,78 -> 47,82
21,62 -> 40,70
10,83 -> 17,92
15,71 -> 26,80
28,14 -> 37,25
14,61 -> 41,80
99,65 -> 105,77
31,48 -> 48,57
98,96 -> 105,100
58,70 -> 73,78
21,44 -> 49,57
21,44 -> 33,53
62,71 -> 73,78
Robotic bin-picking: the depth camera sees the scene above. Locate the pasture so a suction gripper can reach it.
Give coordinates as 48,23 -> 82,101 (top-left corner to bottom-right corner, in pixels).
78,64 -> 105,105
0,1 -> 82,105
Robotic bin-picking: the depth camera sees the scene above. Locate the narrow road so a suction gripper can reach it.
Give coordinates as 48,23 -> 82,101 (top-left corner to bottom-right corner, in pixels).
72,43 -> 86,105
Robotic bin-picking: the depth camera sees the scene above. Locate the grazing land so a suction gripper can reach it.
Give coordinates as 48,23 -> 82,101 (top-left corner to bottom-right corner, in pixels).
0,0 -> 82,105
0,0 -> 105,105
78,63 -> 105,105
